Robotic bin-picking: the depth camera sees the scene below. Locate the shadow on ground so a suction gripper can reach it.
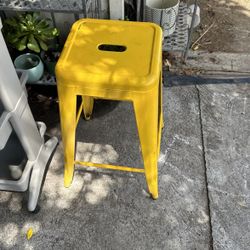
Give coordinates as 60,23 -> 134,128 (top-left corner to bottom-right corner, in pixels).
0,84 -> 211,249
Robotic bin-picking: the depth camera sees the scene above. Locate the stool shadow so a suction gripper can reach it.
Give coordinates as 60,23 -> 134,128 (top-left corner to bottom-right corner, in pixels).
163,72 -> 250,87
76,101 -> 144,169
78,98 -> 119,119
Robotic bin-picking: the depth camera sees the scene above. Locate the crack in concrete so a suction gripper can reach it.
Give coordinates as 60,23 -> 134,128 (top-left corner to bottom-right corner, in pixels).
195,85 -> 214,250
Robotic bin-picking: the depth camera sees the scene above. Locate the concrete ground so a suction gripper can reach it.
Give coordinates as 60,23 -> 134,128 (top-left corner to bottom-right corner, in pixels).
0,53 -> 249,250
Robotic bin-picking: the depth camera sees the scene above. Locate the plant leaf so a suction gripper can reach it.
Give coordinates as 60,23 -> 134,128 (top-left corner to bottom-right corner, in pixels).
42,27 -> 59,37
18,14 -> 28,25
4,17 -> 18,27
15,36 -> 27,51
26,14 -> 33,22
38,39 -> 48,51
27,34 -> 40,53
20,23 -> 28,32
52,28 -> 59,36
32,12 -> 40,21
37,19 -> 49,29
6,35 -> 19,44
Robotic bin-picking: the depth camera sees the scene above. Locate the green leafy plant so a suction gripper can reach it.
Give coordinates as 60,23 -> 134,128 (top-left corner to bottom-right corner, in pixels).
3,12 -> 59,53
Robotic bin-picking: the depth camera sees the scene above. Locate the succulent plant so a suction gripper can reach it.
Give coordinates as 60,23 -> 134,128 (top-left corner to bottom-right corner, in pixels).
3,12 -> 59,53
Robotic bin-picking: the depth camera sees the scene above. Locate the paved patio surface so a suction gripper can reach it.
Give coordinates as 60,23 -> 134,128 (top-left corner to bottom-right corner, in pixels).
0,55 -> 249,249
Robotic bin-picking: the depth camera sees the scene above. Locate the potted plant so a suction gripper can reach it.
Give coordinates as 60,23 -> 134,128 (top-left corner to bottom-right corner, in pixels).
3,12 -> 59,83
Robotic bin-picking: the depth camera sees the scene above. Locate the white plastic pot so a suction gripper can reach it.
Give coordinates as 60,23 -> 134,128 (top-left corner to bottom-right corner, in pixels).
145,0 -> 180,37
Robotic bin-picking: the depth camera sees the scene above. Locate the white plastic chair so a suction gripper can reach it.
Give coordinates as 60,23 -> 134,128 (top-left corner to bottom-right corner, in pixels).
0,19 -> 58,212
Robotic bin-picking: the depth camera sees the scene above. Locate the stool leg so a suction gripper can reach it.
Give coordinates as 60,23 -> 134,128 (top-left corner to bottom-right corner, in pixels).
158,74 -> 164,156
58,87 -> 76,187
133,91 -> 159,199
82,96 -> 94,120
160,79 -> 164,129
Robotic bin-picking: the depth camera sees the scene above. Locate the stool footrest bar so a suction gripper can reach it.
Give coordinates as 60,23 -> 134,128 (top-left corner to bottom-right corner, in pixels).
75,161 -> 145,173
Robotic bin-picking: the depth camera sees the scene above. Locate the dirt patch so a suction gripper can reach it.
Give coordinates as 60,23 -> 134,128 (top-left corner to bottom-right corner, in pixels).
193,0 -> 250,53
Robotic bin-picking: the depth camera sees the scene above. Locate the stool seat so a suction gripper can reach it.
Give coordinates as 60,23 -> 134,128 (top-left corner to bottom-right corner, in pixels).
56,19 -> 163,199
56,19 -> 162,91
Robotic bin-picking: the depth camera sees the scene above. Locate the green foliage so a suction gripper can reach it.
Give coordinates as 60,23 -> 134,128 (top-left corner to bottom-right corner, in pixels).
3,12 -> 59,53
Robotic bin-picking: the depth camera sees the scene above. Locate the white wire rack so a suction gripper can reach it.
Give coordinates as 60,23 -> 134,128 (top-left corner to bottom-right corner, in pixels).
0,0 -> 101,16
163,2 -> 189,52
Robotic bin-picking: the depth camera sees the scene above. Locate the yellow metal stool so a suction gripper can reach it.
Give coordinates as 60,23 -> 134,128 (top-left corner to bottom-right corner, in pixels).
56,19 -> 163,199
